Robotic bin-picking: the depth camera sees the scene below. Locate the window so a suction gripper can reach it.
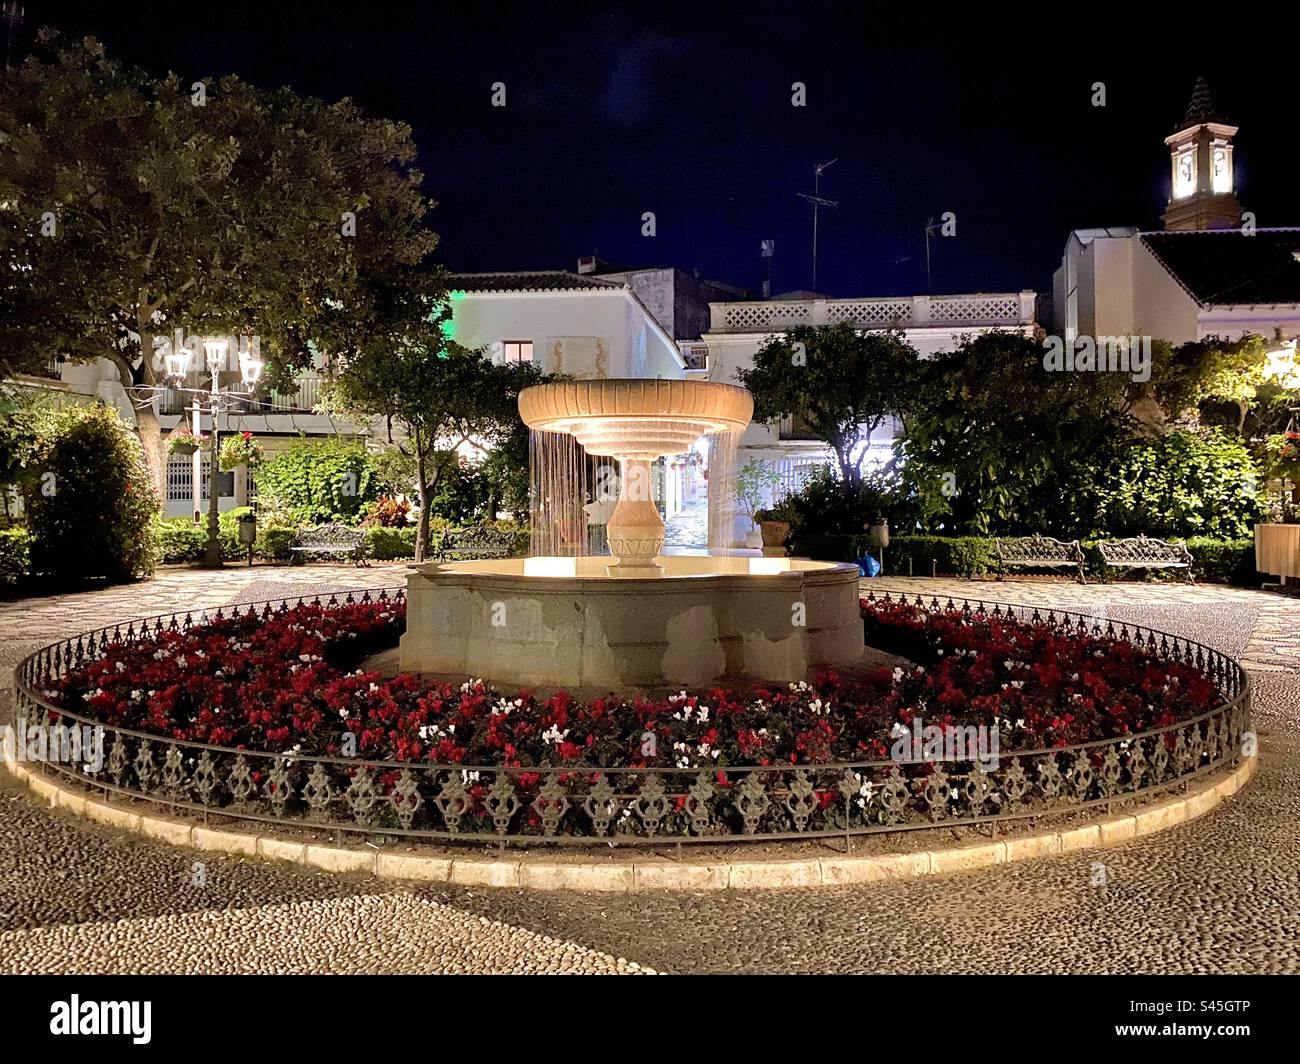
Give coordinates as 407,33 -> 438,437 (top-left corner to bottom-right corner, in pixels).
1173,149 -> 1196,199
1212,146 -> 1232,194
501,340 -> 533,364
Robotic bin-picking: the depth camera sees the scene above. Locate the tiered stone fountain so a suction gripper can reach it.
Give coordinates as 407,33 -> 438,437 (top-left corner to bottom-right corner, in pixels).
400,379 -> 863,689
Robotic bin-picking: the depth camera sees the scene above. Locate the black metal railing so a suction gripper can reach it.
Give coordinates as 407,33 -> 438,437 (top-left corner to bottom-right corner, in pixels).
10,588 -> 1251,848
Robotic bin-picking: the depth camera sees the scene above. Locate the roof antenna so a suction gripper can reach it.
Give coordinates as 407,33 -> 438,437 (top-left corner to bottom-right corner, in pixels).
797,159 -> 838,292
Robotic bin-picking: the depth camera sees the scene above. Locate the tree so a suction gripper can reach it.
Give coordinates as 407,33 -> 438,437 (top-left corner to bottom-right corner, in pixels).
0,33 -> 438,501
737,323 -> 919,491
899,332 -> 1129,535
322,286 -> 543,561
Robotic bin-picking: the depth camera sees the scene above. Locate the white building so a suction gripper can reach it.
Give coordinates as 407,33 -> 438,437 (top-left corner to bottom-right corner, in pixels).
1051,79 -> 1300,347
697,290 -> 1038,497
10,352 -> 353,519
447,271 -> 685,380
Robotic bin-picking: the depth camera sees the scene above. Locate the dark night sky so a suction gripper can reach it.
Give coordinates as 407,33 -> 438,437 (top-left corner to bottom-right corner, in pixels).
18,1 -> 1300,300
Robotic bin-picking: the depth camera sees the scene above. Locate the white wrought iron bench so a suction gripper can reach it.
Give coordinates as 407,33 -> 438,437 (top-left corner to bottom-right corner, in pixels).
995,535 -> 1087,584
290,523 -> 367,566
1097,535 -> 1194,583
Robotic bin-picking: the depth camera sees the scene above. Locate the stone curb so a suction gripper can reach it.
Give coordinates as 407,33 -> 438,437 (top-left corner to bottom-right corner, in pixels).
2,754 -> 1256,891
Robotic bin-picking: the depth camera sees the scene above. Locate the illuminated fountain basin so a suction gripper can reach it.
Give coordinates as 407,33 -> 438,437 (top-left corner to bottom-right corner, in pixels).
400,379 -> 865,689
399,555 -> 865,689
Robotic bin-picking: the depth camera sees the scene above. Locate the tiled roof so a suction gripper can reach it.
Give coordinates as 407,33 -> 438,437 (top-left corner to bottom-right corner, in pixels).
1140,230 -> 1300,306
450,271 -> 620,293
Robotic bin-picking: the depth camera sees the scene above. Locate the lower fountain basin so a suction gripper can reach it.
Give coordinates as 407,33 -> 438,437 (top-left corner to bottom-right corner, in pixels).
399,555 -> 864,690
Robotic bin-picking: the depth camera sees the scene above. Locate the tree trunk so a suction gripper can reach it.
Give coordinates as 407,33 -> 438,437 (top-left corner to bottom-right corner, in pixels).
107,344 -> 168,507
136,401 -> 169,508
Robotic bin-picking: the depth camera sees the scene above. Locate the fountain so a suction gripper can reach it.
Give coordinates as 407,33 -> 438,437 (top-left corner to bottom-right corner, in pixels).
400,379 -> 864,689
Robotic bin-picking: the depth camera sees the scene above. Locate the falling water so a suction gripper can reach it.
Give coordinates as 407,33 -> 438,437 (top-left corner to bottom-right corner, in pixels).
706,428 -> 741,551
528,428 -> 593,557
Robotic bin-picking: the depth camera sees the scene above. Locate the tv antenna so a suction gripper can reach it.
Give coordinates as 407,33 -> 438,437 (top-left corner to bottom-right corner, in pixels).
924,216 -> 938,293
2,3 -> 22,72
796,158 -> 838,291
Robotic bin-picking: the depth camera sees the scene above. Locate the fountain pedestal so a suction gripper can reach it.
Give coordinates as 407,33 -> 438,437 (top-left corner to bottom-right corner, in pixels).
399,556 -> 865,690
606,458 -> 663,572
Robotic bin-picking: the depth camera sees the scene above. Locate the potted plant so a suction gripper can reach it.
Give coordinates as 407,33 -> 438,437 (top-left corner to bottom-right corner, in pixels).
754,493 -> 796,556
1256,419 -> 1300,583
168,427 -> 204,457
735,457 -> 780,549
218,431 -> 264,472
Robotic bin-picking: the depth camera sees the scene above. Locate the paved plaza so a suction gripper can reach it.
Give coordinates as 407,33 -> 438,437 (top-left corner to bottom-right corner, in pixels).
1,565 -> 1297,973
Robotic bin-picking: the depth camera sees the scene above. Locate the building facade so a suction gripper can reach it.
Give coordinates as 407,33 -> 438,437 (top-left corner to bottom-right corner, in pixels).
698,290 -> 1039,498
1051,79 -> 1300,348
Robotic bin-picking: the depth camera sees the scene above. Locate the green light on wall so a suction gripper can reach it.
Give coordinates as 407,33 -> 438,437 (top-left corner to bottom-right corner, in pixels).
440,291 -> 464,341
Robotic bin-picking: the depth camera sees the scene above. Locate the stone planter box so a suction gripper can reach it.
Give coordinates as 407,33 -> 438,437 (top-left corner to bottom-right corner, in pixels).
759,520 -> 790,557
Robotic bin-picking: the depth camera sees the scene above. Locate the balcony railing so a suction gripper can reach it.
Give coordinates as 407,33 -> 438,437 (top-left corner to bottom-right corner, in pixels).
708,292 -> 1037,334
158,374 -> 323,416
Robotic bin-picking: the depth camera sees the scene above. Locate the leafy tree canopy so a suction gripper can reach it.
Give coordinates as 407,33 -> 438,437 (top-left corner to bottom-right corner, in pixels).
737,323 -> 919,490
0,32 -> 440,497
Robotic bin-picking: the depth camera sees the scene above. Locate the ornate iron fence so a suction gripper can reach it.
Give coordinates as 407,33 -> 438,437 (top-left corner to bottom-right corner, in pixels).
9,588 -> 1251,848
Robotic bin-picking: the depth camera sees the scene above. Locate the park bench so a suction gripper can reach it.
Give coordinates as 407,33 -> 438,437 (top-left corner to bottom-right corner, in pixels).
995,535 -> 1087,584
436,523 -> 519,564
290,523 -> 367,566
1097,535 -> 1194,583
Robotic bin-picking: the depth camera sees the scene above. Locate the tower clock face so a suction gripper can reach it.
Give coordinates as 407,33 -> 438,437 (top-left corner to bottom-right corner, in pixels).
1173,151 -> 1196,198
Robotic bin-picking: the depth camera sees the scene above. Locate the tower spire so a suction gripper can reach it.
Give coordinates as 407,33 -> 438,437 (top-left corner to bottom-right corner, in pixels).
1179,76 -> 1224,131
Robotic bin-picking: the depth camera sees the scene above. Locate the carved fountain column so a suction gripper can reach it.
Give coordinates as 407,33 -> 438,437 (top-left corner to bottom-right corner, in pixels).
607,457 -> 663,571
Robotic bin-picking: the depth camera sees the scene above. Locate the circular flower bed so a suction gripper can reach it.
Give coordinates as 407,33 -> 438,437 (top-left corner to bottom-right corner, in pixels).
46,597 -> 1224,770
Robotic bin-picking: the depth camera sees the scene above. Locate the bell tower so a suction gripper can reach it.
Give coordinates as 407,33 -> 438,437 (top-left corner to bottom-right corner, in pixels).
1161,77 -> 1242,231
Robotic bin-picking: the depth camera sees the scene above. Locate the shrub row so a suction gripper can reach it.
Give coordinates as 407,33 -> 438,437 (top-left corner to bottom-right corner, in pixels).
788,530 -> 1264,586
155,515 -> 527,565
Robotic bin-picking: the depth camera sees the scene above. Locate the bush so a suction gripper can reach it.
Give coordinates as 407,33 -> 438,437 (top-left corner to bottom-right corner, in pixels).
22,404 -> 159,583
365,526 -> 419,560
252,437 -> 381,524
158,519 -> 206,563
1081,429 -> 1268,540
794,527 -> 1260,586
0,526 -> 31,585
1182,536 -> 1262,586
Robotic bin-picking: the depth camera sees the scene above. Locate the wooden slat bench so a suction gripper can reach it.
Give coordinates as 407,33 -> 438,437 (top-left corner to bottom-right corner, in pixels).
1098,535 -> 1194,583
290,523 -> 367,566
436,524 -> 519,564
995,535 -> 1087,584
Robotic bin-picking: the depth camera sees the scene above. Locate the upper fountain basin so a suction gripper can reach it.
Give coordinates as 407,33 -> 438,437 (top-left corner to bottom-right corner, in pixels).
517,379 -> 753,458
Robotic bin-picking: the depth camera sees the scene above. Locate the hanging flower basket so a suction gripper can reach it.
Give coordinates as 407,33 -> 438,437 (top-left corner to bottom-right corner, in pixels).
168,428 -> 204,457
219,432 -> 264,471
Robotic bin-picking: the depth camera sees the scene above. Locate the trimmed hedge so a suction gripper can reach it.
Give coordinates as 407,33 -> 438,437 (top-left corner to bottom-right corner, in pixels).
156,519 -> 527,564
793,530 -> 1264,586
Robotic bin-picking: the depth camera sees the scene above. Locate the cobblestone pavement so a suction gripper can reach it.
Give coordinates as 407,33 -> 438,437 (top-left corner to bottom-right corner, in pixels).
1,569 -> 1297,974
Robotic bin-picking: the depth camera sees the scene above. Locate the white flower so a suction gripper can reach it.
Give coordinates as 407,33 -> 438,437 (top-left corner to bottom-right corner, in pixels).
892,667 -> 905,684
460,769 -> 481,784
889,722 -> 909,740
541,724 -> 569,746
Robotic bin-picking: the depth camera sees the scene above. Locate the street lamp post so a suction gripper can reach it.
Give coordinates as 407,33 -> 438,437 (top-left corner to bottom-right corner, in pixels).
201,340 -> 227,567
143,338 -> 263,570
